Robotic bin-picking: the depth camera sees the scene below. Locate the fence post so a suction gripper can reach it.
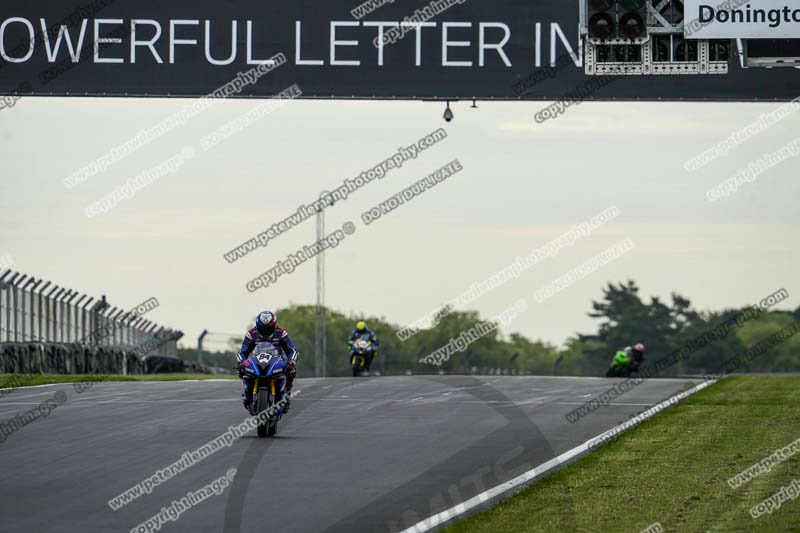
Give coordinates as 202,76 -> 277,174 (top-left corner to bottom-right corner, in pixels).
155,327 -> 166,355
21,277 -> 35,341
112,308 -> 125,345
118,310 -> 129,346
30,280 -> 44,341
70,291 -> 81,342
12,274 -> 28,342
141,319 -> 151,346
44,286 -> 58,342
0,271 -> 12,342
144,322 -> 157,354
65,291 -> 76,342
137,320 -> 148,348
133,320 -> 145,351
63,289 -> 75,342
37,281 -> 51,342
22,278 -> 32,342
125,311 -> 137,346
51,288 -> 61,342
91,296 -> 108,346
51,288 -> 59,342
80,297 -> 94,343
198,329 -> 208,366
20,277 -> 28,342
116,310 -> 130,346
54,288 -> 66,342
52,287 -> 65,342
131,317 -> 144,347
7,274 -> 18,342
149,323 -> 160,355
103,306 -> 116,345
0,270 -> 11,341
73,294 -> 86,341
102,306 -> 116,346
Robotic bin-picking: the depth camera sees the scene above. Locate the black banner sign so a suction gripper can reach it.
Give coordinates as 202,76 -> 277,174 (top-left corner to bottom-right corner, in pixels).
0,0 -> 797,100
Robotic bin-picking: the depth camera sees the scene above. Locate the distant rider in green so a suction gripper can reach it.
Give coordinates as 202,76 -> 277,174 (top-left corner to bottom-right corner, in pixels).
606,343 -> 644,377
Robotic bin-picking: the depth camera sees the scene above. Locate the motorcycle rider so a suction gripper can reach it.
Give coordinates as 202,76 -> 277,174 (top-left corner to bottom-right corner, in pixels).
237,311 -> 298,415
606,343 -> 645,377
348,321 -> 379,372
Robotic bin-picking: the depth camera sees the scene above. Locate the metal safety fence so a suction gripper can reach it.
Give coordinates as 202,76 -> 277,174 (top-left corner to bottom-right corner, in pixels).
0,270 -> 181,354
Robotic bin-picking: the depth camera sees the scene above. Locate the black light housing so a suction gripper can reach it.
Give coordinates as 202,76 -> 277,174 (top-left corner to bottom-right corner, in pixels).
619,12 -> 645,38
588,0 -> 616,39
618,0 -> 648,39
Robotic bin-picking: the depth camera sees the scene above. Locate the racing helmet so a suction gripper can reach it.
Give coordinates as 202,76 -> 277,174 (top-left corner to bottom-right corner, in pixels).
256,311 -> 277,336
632,343 -> 645,360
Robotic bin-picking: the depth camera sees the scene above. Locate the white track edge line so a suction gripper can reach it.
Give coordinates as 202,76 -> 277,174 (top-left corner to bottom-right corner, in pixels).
401,379 -> 717,533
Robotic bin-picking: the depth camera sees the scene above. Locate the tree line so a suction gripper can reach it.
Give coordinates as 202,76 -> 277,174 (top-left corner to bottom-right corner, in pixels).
180,281 -> 800,378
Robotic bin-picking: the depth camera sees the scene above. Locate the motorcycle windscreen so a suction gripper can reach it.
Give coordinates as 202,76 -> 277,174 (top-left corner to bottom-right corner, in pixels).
254,342 -> 280,357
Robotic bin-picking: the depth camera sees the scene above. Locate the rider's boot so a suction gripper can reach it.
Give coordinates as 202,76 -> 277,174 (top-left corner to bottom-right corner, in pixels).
282,391 -> 291,413
242,395 -> 255,415
283,371 -> 294,413
242,380 -> 255,415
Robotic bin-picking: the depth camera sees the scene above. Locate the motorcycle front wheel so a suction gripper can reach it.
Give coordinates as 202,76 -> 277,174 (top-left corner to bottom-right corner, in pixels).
352,356 -> 364,377
256,388 -> 269,438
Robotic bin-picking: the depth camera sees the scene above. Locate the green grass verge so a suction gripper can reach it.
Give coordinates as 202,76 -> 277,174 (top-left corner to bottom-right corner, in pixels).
0,373 -> 236,388
446,376 -> 800,533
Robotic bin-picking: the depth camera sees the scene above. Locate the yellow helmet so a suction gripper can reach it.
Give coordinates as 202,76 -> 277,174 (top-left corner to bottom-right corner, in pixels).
356,321 -> 366,331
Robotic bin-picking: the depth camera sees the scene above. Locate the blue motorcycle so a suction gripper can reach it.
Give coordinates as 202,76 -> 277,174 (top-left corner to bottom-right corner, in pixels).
349,334 -> 375,377
242,342 -> 287,438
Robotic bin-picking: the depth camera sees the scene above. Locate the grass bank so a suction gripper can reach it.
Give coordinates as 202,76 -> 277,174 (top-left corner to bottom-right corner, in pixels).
447,376 -> 800,533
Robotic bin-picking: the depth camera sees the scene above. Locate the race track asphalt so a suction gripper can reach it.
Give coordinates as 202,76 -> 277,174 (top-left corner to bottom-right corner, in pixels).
0,376 -> 702,533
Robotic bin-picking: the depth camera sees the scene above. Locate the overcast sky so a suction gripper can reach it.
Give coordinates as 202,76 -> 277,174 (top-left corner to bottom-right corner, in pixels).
1,96 -> 798,350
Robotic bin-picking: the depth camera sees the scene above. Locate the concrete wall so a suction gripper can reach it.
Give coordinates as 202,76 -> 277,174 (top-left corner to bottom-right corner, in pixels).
0,342 -> 208,375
